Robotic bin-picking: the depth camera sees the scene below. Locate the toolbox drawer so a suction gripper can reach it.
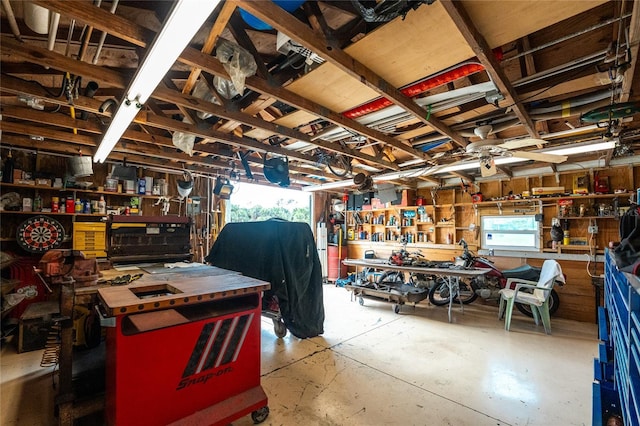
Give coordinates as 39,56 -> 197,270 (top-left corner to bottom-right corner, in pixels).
73,222 -> 107,257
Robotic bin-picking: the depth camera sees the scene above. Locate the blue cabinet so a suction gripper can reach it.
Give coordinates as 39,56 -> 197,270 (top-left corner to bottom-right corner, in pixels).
596,250 -> 640,425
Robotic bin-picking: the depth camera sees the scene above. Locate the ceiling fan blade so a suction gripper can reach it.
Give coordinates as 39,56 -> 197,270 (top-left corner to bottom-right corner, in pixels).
512,151 -> 568,163
498,138 -> 548,150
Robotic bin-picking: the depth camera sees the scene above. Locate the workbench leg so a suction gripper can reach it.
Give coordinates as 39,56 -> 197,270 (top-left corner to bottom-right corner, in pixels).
57,403 -> 73,426
457,277 -> 464,314
447,276 -> 453,323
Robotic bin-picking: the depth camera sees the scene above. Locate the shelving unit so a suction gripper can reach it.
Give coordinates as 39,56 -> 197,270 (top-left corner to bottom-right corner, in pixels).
345,191 -> 630,252
0,182 -> 164,249
593,250 -> 640,425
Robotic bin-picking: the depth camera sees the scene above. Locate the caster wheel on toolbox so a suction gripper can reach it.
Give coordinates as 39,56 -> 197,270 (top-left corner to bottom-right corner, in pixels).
358,297 -> 364,306
273,319 -> 287,338
393,304 -> 400,314
252,406 -> 269,424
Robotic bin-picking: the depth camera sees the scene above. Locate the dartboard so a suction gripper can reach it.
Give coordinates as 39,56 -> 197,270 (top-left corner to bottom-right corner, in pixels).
17,215 -> 65,253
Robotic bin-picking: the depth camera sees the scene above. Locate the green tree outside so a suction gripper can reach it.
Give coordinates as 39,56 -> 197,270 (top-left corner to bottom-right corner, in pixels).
230,200 -> 310,225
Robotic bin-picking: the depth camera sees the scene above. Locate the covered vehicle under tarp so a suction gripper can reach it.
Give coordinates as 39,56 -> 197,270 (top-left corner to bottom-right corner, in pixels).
205,219 -> 324,338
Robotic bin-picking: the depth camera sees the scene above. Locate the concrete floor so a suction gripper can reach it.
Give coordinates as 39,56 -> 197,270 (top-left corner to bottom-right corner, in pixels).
1,284 -> 598,426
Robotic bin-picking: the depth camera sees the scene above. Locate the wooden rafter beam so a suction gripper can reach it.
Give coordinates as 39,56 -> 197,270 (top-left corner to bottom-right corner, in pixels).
233,0 -> 466,149
182,1 -> 236,95
6,2 -> 416,166
450,171 -> 474,183
440,0 -> 539,139
304,1 -> 334,42
496,166 -> 513,178
32,0 -> 153,48
179,48 -> 412,164
0,105 -> 333,181
226,12 -> 270,80
14,1 -> 409,167
0,42 -> 396,171
1,134 -> 221,175
0,119 -> 324,185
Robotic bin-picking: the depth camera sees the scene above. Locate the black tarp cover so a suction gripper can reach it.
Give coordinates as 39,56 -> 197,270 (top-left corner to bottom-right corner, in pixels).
205,219 -> 324,338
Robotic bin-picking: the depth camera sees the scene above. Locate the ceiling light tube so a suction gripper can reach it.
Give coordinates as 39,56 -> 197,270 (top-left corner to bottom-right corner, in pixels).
93,100 -> 141,163
301,179 -> 353,192
93,0 -> 220,163
545,140 -> 616,156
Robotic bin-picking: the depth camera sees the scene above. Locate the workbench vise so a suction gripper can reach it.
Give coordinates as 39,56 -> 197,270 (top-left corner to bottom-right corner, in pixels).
35,249 -> 100,288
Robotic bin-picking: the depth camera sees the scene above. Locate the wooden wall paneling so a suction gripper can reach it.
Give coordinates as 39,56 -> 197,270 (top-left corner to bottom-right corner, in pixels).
502,177 -> 529,197
602,167 -> 629,191
480,180 -> 501,199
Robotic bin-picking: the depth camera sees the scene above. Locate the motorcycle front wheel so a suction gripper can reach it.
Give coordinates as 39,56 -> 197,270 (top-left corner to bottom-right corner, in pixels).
515,289 -> 560,317
453,279 -> 478,305
428,278 -> 477,306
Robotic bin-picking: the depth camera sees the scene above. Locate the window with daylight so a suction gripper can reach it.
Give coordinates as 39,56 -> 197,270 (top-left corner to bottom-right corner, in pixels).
481,215 -> 540,252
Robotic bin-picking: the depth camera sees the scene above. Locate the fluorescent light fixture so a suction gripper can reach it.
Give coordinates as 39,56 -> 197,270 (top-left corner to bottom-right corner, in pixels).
302,179 -> 352,192
545,140 -> 616,156
373,166 -> 438,181
93,100 -> 141,163
397,158 -> 427,168
93,0 -> 220,163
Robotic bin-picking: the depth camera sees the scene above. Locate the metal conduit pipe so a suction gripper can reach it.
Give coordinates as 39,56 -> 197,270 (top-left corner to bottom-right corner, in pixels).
452,87 -> 618,133
528,89 -> 618,115
92,0 -> 119,64
504,13 -> 632,63
530,98 -> 613,121
1,0 -> 23,42
513,50 -> 608,87
64,19 -> 76,57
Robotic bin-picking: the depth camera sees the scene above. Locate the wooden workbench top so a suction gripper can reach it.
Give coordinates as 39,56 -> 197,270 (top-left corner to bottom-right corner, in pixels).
343,258 -> 491,277
97,266 -> 270,316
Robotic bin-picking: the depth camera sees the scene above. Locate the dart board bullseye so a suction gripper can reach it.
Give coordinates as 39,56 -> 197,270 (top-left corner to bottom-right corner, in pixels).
17,215 -> 65,253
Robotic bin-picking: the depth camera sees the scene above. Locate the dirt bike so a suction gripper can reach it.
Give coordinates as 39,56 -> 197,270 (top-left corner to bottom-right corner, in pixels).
428,239 -> 562,317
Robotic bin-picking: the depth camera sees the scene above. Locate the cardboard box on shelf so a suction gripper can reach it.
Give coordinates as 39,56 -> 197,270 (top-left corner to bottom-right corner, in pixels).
22,197 -> 32,212
531,186 -> 565,196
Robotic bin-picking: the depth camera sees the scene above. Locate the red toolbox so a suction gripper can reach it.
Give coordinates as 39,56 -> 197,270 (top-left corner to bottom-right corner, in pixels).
98,273 -> 271,426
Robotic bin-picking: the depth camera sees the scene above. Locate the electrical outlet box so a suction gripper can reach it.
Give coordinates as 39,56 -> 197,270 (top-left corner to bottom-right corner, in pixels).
588,225 -> 598,234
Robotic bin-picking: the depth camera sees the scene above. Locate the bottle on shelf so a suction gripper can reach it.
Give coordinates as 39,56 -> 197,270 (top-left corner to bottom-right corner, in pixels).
75,198 -> 83,213
51,196 -> 59,213
2,150 -> 14,183
98,196 -> 106,214
33,192 -> 42,212
138,178 -> 146,195
66,196 -> 75,213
